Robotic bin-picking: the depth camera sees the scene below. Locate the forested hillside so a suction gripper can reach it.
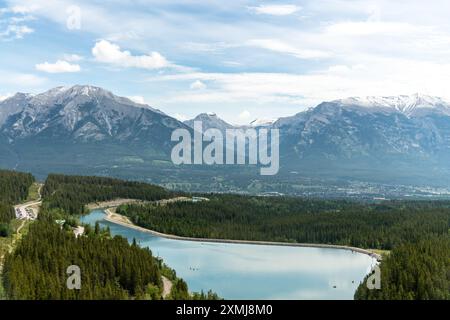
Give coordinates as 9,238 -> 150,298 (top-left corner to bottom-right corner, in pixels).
2,220 -> 163,299
2,172 -> 448,300
117,194 -> 450,300
2,174 -> 217,300
355,236 -> 450,300
42,174 -> 171,215
0,170 -> 34,236
117,195 -> 450,250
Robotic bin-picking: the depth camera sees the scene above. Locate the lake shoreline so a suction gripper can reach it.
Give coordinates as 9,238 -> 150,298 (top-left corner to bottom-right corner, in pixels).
101,209 -> 382,261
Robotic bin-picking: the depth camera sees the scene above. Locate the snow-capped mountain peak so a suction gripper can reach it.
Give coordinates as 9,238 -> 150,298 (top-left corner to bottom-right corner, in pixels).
249,118 -> 276,127
0,85 -> 179,143
334,94 -> 450,117
29,85 -> 114,105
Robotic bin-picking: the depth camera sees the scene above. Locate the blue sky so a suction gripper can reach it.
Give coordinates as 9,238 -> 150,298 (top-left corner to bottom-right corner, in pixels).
1,0 -> 450,124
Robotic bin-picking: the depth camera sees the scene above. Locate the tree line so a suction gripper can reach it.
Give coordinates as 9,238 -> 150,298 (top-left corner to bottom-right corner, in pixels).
117,195 -> 450,250
355,236 -> 449,300
0,170 -> 34,236
2,219 -> 166,299
42,174 -> 171,215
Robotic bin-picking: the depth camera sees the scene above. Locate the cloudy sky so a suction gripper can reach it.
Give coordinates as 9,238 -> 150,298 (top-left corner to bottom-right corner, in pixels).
1,0 -> 450,124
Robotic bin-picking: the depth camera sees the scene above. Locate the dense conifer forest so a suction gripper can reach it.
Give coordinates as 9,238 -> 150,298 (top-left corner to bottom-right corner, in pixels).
2,173 -> 218,300
1,172 -> 448,300
117,195 -> 450,250
0,170 -> 34,236
2,220 -> 163,299
355,236 -> 450,300
117,193 -> 450,300
2,212 -> 216,299
42,174 -> 171,215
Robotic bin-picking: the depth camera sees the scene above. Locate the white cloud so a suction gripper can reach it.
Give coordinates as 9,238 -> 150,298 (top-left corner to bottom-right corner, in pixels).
92,40 -> 170,70
13,73 -> 46,86
249,5 -> 301,16
0,93 -> 13,101
63,54 -> 83,62
0,70 -> 47,87
248,39 -> 330,59
174,113 -> 189,122
5,0 -> 450,123
181,41 -> 234,53
0,4 -> 36,40
223,61 -> 243,67
127,95 -> 146,104
148,56 -> 450,108
190,80 -> 206,90
9,5 -> 37,14
325,21 -> 422,37
35,60 -> 81,73
0,5 -> 37,14
9,15 -> 35,23
238,110 -> 251,121
0,24 -> 34,40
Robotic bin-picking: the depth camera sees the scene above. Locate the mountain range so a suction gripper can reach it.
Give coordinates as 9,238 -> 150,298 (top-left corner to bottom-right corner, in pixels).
2,85 -> 450,192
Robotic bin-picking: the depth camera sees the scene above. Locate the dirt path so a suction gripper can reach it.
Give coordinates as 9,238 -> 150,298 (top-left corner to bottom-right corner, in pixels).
161,276 -> 173,298
7,220 -> 26,253
86,199 -> 143,210
86,197 -> 194,211
0,218 -> 28,271
104,208 -> 133,224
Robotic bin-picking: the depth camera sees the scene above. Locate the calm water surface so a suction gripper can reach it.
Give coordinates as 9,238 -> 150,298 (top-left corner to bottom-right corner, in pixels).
81,209 -> 376,300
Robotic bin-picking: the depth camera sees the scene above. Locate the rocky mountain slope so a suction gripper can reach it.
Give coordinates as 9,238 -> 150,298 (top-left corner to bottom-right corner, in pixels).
2,86 -> 450,188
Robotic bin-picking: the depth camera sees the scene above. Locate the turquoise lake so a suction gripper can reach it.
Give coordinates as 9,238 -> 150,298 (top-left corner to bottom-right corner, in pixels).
82,209 -> 377,300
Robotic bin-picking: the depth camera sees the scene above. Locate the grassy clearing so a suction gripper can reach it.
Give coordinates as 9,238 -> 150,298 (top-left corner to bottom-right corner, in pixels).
370,249 -> 391,257
25,182 -> 41,202
0,220 -> 30,260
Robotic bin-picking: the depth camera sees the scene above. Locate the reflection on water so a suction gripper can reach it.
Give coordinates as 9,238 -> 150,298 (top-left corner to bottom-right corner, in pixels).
82,210 -> 376,300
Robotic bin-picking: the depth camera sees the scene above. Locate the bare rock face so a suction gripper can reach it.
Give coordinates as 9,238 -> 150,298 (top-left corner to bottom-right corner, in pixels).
0,85 -> 186,149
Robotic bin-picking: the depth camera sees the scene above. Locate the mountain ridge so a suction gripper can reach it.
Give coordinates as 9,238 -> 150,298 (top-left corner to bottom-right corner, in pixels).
2,85 -> 450,189
331,93 -> 450,117
0,85 -> 184,144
